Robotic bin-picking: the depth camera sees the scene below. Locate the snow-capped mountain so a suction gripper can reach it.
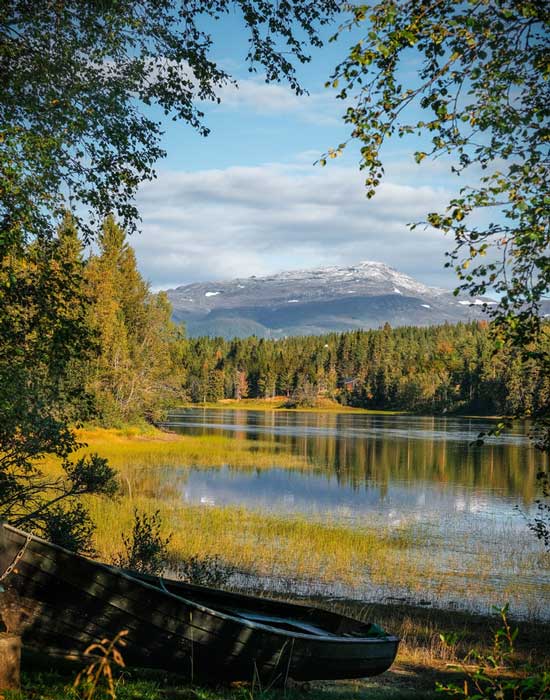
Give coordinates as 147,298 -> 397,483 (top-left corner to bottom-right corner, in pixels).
166,260 -> 496,338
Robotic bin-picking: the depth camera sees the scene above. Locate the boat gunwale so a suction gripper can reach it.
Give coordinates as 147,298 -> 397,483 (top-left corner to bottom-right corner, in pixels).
2,523 -> 400,646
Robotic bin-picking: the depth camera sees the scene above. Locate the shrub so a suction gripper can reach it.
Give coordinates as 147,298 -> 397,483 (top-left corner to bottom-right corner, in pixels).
112,510 -> 171,576
437,604 -> 550,699
175,555 -> 236,588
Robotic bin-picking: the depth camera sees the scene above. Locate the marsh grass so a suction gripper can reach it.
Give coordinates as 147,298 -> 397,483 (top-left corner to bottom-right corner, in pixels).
82,493 -> 550,621
41,427 -> 311,475
85,495 -> 415,588
177,398 -> 406,415
37,426 -> 550,621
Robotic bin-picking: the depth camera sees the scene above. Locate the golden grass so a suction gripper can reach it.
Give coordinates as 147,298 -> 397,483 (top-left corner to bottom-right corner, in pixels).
83,489 -> 550,621
86,494 -> 414,588
40,426 -> 311,474
177,398 -> 406,415
37,425 -> 550,622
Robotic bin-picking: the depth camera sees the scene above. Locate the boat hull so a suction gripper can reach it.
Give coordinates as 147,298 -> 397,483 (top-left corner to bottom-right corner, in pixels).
0,524 -> 399,682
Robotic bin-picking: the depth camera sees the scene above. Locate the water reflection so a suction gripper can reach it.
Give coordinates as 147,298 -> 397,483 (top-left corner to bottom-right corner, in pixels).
155,408 -> 550,618
172,466 -> 514,526
164,409 -> 547,505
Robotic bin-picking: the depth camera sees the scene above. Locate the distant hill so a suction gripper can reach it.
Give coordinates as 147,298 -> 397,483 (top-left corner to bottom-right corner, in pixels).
166,260 -> 498,338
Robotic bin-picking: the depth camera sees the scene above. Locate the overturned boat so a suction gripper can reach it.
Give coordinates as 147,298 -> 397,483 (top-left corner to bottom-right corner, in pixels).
0,523 -> 399,683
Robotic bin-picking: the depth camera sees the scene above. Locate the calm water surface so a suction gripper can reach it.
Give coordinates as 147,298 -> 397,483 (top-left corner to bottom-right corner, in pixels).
163,409 -> 543,517
160,408 -> 550,617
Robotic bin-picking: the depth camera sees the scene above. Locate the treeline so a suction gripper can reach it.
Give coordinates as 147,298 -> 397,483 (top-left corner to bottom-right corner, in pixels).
181,323 -> 550,416
82,217 -> 183,423
14,217 -> 547,423
14,214 -> 184,427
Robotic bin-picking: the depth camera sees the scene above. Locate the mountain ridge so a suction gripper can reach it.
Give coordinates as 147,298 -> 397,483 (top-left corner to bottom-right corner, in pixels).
166,260 -> 495,338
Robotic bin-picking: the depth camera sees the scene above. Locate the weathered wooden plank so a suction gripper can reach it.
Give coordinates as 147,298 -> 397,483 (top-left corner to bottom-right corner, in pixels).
12,554 -> 237,643
9,564 -> 299,675
12,572 -> 187,657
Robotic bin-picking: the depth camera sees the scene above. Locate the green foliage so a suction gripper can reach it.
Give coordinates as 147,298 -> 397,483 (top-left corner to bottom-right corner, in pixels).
182,323 -> 550,416
1,0 -> 338,248
437,605 -> 550,699
325,0 -> 550,454
0,215 -> 118,552
85,217 -> 184,424
113,509 -> 171,576
526,469 -> 550,551
0,215 -> 180,551
175,554 -> 237,588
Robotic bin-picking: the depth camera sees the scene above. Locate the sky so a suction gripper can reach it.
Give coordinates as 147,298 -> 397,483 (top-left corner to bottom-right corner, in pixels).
130,9 -> 465,291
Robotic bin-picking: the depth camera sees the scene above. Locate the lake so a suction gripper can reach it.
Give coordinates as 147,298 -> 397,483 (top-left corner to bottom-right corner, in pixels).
159,408 -> 550,619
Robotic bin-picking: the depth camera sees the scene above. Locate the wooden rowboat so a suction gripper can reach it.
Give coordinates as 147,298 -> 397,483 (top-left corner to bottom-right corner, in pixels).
0,523 -> 399,683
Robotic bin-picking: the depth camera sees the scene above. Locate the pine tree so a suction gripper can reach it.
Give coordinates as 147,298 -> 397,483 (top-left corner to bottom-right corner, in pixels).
85,217 -> 183,423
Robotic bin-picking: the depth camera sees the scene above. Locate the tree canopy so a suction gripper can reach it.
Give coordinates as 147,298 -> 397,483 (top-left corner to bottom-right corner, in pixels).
0,216 -> 118,552
86,217 -> 184,424
325,0 -> 549,350
0,0 -> 339,551
180,321 -> 550,416
1,0 -> 338,248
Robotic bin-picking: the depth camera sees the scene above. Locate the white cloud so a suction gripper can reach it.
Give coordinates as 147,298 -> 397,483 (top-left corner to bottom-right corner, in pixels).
214,77 -> 343,126
133,161 -> 456,290
135,59 -> 343,126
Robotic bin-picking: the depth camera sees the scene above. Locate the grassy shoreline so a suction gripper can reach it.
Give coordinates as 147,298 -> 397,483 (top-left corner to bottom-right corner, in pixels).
45,425 -> 548,623
174,398 -> 508,420
85,492 -> 549,622
175,397 -> 406,415
45,425 -> 311,473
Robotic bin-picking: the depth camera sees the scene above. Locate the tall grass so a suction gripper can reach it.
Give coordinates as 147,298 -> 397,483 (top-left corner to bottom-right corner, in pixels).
41,427 -> 311,473
39,426 -> 550,621
84,492 -> 550,620
85,495 -> 414,588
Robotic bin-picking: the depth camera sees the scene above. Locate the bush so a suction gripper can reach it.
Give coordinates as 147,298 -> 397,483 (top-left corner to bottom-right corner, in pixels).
285,379 -> 320,408
437,604 -> 550,699
175,555 -> 236,588
112,510 -> 171,576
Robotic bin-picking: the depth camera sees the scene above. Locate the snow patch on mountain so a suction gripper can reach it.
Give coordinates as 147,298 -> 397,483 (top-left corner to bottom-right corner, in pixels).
167,259 -> 496,338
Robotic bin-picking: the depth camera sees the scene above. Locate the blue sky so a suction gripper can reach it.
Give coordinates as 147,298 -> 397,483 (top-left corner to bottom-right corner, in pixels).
131,10 -> 464,291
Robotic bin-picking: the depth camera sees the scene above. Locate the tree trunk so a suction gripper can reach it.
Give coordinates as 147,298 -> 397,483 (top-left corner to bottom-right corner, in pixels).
0,633 -> 21,690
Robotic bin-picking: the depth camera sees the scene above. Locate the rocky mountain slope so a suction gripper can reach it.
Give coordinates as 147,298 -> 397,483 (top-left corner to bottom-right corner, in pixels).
166,260 -> 497,338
